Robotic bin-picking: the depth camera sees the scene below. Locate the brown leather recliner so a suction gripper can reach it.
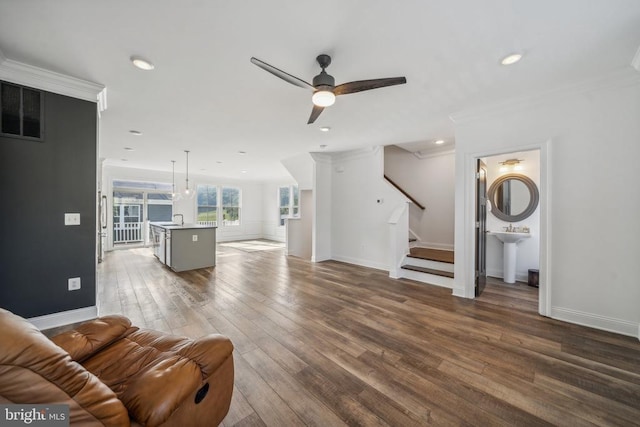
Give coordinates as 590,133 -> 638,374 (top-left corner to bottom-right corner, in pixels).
0,308 -> 234,426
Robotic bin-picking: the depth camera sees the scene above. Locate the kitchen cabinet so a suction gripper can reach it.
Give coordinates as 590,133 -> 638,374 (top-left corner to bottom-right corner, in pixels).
150,223 -> 216,271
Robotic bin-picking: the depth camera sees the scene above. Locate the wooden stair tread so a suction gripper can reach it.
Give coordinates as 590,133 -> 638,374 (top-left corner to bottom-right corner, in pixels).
408,247 -> 454,264
401,264 -> 454,278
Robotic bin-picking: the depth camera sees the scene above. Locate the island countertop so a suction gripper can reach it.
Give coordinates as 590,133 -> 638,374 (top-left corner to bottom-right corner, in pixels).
150,222 -> 217,230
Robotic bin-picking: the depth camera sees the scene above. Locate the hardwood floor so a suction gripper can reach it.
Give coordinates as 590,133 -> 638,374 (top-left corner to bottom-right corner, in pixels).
97,246 -> 640,426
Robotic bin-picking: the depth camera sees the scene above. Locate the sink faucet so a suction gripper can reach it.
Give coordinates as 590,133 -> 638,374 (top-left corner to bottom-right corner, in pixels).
173,214 -> 184,226
504,224 -> 513,232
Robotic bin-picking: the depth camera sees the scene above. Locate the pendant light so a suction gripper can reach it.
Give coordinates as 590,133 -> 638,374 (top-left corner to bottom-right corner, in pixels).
170,160 -> 181,201
183,150 -> 195,199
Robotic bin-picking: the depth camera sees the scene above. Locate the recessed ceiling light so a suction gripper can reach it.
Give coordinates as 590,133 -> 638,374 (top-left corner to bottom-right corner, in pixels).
216,161 -> 223,164
238,151 -> 246,155
501,53 -> 523,65
130,56 -> 155,70
241,170 -> 247,174
435,139 -> 445,145
129,130 -> 142,136
124,147 -> 134,151
319,126 -> 331,132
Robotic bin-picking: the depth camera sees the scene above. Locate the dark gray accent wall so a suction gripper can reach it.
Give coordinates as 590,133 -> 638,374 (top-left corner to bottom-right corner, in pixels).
0,85 -> 97,318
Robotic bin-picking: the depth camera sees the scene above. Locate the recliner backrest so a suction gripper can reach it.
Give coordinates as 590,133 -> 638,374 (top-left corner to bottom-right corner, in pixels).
0,309 -> 130,426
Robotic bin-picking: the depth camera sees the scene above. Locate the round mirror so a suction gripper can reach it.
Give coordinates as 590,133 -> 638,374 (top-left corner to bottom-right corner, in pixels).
487,173 -> 539,222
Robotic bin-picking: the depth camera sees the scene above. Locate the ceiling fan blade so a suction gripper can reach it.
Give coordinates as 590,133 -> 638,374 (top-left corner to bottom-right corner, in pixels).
307,105 -> 324,124
250,57 -> 314,90
334,77 -> 407,96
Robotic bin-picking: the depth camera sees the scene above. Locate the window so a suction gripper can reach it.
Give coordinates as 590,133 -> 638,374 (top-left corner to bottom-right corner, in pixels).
222,187 -> 240,226
279,185 -> 299,226
197,185 -> 218,226
1,81 -> 44,140
111,180 -> 173,245
292,185 -> 299,216
147,193 -> 173,222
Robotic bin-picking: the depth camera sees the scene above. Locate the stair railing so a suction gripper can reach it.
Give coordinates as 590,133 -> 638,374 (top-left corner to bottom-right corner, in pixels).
388,202 -> 410,278
384,175 -> 425,210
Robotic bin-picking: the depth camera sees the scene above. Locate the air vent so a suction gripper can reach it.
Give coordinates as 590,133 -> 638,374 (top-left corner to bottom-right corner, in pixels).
1,81 -> 44,140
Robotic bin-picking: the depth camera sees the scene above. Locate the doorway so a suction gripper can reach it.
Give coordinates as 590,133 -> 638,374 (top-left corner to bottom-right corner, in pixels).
463,142 -> 549,316
481,150 -> 540,296
111,180 -> 173,248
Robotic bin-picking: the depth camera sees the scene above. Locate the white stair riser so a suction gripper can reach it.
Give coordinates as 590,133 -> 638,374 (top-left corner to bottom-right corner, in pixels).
405,257 -> 454,273
400,268 -> 454,289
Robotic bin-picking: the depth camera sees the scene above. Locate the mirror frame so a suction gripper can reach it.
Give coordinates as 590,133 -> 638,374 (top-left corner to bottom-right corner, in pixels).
487,173 -> 539,222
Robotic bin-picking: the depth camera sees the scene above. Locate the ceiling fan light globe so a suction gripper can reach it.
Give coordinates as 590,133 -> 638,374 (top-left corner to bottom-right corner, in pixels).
312,90 -> 335,107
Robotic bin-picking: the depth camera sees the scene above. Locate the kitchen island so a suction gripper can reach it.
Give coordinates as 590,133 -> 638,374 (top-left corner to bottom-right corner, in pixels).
150,223 -> 217,272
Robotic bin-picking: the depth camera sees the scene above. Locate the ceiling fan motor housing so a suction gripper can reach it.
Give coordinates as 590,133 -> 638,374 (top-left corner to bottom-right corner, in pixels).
313,70 -> 335,88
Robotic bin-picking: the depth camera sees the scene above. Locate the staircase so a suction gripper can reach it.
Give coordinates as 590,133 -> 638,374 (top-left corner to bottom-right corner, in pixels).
400,247 -> 454,288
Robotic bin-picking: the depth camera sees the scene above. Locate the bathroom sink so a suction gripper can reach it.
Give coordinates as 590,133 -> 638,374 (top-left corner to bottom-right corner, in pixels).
489,231 -> 531,244
489,231 -> 532,283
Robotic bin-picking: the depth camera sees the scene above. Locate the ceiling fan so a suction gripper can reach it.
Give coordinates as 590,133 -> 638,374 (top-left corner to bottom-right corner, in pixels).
250,54 -> 407,124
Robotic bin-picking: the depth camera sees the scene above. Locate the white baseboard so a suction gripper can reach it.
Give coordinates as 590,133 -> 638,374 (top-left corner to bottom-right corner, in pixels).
452,287 -> 468,298
551,306 -> 639,339
28,306 -> 97,331
331,255 -> 387,271
487,269 -> 528,283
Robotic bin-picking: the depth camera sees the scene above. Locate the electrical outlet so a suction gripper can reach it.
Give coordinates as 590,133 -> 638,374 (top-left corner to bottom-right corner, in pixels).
68,277 -> 81,291
64,213 -> 81,226
192,235 -> 198,242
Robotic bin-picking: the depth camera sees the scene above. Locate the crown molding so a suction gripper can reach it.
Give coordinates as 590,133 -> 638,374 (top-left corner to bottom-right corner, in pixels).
331,146 -> 380,162
450,67 -> 640,124
310,152 -> 333,165
0,49 -> 106,110
413,147 -> 455,159
632,45 -> 640,72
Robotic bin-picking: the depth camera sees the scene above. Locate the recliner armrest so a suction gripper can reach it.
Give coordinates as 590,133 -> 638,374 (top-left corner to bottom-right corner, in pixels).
81,329 -> 234,426
51,315 -> 137,362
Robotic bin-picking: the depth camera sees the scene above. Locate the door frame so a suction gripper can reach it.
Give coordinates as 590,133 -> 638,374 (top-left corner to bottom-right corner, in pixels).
475,159 -> 487,297
109,186 -> 173,250
455,139 -> 550,317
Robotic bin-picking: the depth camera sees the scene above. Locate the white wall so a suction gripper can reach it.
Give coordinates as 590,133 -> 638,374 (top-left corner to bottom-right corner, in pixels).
327,147 -> 406,270
311,154 -> 332,262
103,165 -> 265,247
484,150 -> 540,282
281,153 -> 314,190
384,145 -> 455,250
261,180 -> 296,242
453,69 -> 640,338
287,190 -> 313,259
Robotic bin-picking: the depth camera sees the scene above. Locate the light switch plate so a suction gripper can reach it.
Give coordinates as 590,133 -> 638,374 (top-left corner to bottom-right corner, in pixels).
192,235 -> 198,242
64,213 -> 81,226
68,277 -> 81,291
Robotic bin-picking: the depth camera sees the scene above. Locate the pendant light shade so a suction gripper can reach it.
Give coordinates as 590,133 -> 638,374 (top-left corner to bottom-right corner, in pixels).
183,150 -> 195,199
171,160 -> 181,201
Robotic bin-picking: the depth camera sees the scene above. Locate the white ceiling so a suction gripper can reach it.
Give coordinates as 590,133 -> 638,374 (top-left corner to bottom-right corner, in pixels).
1,0 -> 639,181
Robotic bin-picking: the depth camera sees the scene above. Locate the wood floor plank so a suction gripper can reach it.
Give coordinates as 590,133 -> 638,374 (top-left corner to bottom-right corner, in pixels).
96,247 -> 640,426
233,355 -> 306,426
242,348 -> 347,426
219,386 -> 256,427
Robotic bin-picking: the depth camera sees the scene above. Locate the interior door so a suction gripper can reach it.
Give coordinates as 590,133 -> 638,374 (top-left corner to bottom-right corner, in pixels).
475,159 -> 488,296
